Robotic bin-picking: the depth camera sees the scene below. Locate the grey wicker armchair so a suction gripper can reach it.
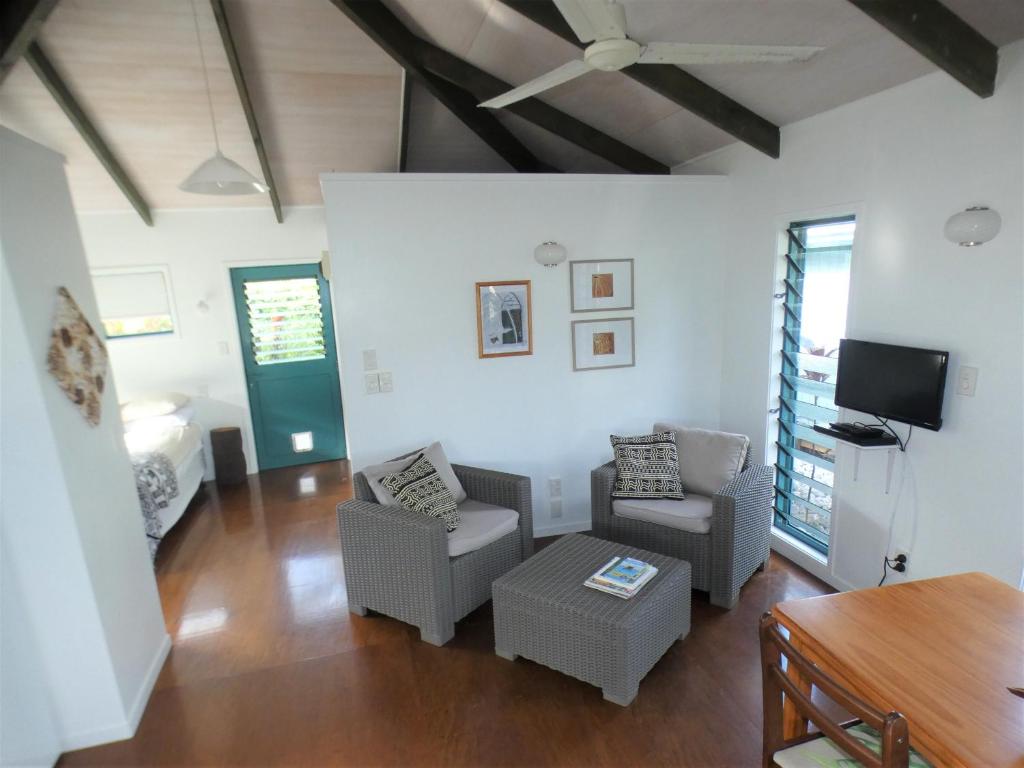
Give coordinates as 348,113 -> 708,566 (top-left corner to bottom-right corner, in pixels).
337,463 -> 532,646
591,448 -> 773,609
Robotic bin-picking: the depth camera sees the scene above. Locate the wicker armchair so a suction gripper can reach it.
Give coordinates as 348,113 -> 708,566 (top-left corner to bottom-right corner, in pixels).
337,463 -> 532,646
591,452 -> 773,609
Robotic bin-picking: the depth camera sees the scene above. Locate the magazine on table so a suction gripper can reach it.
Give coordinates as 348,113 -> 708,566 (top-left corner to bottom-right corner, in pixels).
584,556 -> 658,599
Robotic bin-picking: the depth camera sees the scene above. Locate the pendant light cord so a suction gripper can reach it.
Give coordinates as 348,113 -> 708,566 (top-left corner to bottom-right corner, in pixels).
189,0 -> 221,153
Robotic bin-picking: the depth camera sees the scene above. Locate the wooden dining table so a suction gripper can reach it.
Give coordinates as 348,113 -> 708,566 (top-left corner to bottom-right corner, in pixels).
772,571 -> 1024,768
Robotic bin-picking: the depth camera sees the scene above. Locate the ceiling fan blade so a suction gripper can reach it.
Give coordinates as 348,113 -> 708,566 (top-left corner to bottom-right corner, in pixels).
552,0 -> 627,43
638,42 -> 824,66
478,60 -> 593,109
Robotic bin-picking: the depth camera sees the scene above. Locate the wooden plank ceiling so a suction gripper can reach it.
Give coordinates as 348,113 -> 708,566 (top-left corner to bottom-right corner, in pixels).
0,0 -> 1020,215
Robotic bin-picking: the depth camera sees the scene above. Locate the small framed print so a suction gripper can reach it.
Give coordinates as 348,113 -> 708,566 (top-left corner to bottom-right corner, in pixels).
571,317 -> 635,371
569,259 -> 634,312
476,280 -> 532,358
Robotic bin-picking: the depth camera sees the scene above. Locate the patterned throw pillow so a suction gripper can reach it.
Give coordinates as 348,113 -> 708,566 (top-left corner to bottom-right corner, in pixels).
610,431 -> 686,500
380,454 -> 461,532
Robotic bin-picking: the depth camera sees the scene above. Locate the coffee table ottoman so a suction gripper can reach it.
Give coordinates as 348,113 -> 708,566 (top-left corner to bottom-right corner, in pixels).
492,533 -> 691,705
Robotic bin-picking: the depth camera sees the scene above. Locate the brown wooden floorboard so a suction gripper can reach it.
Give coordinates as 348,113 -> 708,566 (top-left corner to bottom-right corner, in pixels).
60,460 -> 832,767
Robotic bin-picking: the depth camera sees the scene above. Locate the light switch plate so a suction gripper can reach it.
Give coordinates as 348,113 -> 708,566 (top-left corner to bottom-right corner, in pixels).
364,373 -> 380,394
379,372 -> 393,393
217,341 -> 229,356
550,498 -> 562,519
956,365 -> 978,397
362,349 -> 378,371
548,477 -> 562,497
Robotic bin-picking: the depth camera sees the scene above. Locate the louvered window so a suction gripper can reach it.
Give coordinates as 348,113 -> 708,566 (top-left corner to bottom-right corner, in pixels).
774,216 -> 855,554
243,278 -> 326,365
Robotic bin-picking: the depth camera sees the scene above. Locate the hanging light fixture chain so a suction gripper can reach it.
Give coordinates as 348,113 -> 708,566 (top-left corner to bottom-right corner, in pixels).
189,0 -> 220,153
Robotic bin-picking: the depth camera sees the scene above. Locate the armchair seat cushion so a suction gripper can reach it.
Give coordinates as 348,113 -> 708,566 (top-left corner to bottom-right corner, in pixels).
611,494 -> 713,535
448,499 -> 519,557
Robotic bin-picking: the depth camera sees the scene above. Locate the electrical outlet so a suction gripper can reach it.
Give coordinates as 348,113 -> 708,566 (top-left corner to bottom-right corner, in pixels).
956,365 -> 978,397
364,373 -> 380,394
550,498 -> 562,519
892,550 -> 910,573
548,477 -> 562,497
379,372 -> 393,393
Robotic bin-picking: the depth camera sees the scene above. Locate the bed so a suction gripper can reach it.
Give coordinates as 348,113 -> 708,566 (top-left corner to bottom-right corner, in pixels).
122,394 -> 207,558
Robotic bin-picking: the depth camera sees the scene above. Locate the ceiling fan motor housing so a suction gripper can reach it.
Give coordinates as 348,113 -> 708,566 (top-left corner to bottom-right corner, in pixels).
584,39 -> 642,71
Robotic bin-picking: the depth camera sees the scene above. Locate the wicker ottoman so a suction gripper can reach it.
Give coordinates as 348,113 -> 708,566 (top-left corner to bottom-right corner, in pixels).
492,533 -> 691,706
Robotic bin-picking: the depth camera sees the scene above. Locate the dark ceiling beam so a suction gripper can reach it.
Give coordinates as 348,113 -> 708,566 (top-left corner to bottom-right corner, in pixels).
211,0 -> 283,222
413,39 -> 668,174
846,0 -> 997,98
398,70 -> 411,171
0,0 -> 59,85
498,0 -> 781,159
24,41 -> 153,225
330,0 -> 551,172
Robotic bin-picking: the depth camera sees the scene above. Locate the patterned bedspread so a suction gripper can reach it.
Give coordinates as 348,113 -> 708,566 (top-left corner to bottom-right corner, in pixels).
132,452 -> 179,561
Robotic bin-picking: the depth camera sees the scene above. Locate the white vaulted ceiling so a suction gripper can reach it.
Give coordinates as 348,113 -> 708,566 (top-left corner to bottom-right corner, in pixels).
1,0 -> 1021,214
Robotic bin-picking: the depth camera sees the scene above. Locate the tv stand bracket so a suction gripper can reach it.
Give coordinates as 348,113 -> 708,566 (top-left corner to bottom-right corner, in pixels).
847,442 -> 898,495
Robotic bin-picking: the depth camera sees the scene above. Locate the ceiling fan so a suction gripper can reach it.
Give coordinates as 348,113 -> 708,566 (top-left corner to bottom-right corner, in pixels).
479,0 -> 823,109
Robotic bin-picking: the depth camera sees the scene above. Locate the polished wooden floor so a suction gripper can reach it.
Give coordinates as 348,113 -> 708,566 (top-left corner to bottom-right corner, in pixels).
62,460 -> 831,767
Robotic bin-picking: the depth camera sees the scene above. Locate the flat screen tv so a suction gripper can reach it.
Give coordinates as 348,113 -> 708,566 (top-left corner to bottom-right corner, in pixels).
834,339 -> 949,431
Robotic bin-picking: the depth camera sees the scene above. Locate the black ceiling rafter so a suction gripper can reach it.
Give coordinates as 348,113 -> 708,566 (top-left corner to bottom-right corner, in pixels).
846,0 -> 998,98
398,69 -> 411,171
211,0 -> 283,222
498,0 -> 782,159
24,41 -> 153,226
412,39 -> 668,174
0,0 -> 60,85
331,0 -> 552,173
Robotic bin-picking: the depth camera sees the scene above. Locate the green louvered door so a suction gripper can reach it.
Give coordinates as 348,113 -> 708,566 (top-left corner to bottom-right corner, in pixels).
231,263 -> 346,470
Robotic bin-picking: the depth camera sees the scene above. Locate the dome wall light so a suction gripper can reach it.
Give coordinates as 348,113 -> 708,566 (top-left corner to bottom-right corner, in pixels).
944,206 -> 1001,247
534,241 -> 567,267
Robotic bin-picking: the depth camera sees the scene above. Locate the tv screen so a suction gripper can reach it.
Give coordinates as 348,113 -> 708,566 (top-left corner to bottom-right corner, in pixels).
835,339 -> 949,430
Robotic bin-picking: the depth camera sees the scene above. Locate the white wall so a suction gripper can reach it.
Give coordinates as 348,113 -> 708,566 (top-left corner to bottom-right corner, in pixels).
76,206 -> 330,474
0,127 -> 169,756
680,43 -> 1024,589
321,174 -> 727,535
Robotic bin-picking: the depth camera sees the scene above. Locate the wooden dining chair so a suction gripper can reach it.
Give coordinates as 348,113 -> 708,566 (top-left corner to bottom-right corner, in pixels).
759,613 -> 932,768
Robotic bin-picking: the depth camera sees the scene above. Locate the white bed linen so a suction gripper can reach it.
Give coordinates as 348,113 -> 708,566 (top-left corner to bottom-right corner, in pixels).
125,422 -> 202,468
125,421 -> 206,536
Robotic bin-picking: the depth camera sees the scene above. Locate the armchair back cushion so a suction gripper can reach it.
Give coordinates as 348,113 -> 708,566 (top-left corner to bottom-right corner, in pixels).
363,441 -> 468,505
654,423 -> 749,497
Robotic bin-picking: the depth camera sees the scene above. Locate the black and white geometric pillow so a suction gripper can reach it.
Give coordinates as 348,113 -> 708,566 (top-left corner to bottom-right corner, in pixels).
610,431 -> 686,500
380,453 -> 461,532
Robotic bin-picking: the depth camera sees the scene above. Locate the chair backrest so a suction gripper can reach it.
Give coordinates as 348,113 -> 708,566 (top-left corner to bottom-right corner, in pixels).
758,613 -> 911,768
352,472 -> 374,502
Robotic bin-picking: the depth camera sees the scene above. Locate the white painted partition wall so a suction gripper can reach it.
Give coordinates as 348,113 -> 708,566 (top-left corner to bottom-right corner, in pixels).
681,42 -> 1024,590
320,174 -> 728,536
0,128 -> 169,762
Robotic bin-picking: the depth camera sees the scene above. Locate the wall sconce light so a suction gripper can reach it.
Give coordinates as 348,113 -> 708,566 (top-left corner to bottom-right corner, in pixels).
944,206 -> 1001,247
534,241 -> 567,267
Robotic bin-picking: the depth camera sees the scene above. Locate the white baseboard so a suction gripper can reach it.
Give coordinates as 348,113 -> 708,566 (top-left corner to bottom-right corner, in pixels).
60,633 -> 171,753
534,520 -> 591,537
127,633 -> 171,733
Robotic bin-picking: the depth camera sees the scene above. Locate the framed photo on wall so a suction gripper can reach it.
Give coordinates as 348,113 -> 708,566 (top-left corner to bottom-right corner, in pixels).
476,280 -> 533,358
571,317 -> 635,371
569,259 -> 634,313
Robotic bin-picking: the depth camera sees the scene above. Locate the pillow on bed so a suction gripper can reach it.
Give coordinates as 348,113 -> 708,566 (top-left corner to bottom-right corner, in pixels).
121,393 -> 191,424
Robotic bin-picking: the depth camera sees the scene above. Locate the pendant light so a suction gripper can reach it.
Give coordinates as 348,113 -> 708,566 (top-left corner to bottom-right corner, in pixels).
180,0 -> 268,195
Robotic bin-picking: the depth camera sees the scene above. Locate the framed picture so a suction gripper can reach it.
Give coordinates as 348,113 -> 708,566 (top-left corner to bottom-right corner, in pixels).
476,280 -> 532,358
569,259 -> 634,313
571,317 -> 635,371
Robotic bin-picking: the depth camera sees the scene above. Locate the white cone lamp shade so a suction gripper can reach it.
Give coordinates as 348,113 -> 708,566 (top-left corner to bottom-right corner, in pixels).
180,151 -> 268,195
534,241 -> 567,267
944,206 -> 1001,246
